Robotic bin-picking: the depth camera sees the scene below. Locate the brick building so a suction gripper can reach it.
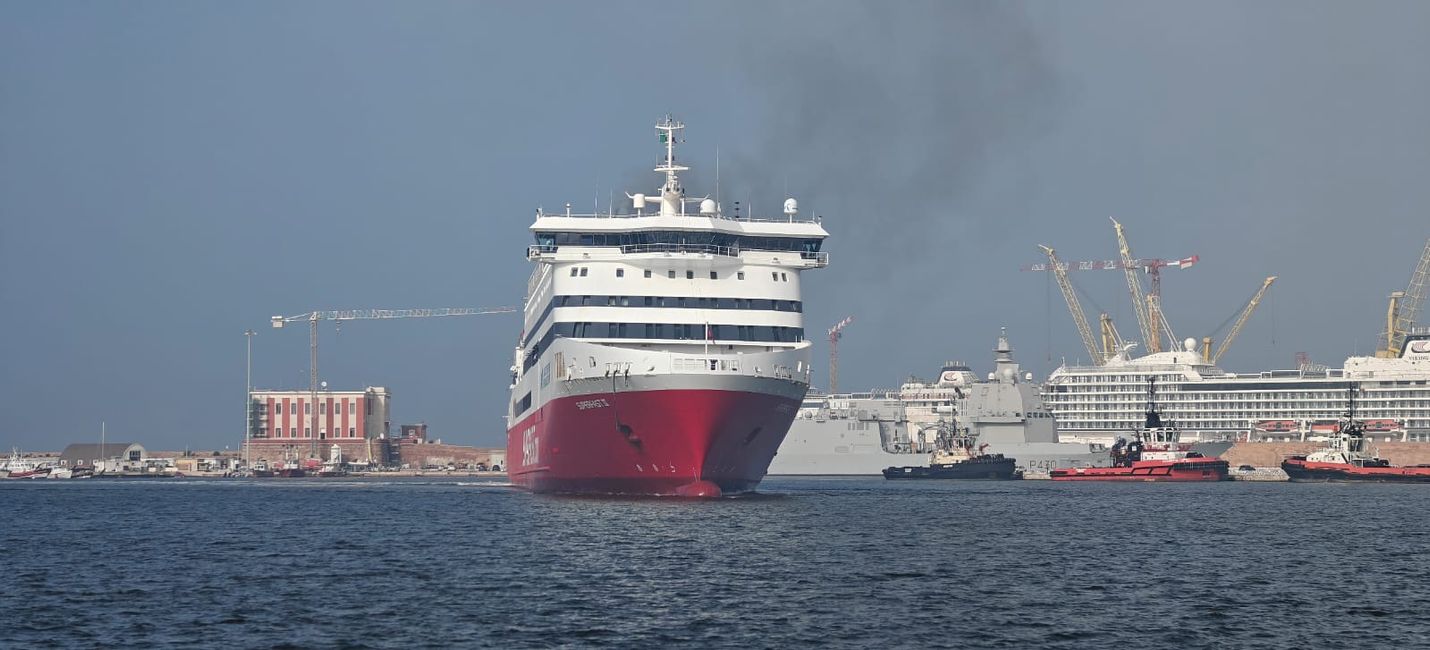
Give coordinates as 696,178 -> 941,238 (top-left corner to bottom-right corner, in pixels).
246,386 -> 391,457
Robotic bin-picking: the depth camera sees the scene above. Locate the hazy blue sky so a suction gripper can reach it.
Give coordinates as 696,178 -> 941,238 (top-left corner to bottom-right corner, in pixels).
3,1 -> 1428,451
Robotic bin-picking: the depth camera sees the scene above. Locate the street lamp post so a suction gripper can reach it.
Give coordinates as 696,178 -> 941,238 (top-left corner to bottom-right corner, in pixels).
245,329 -> 256,471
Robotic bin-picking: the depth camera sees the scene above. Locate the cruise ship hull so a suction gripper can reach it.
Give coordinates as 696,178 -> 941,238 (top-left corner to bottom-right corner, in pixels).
507,384 -> 802,497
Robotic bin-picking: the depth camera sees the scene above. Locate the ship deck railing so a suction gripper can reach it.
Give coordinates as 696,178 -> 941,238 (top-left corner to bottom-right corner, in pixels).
535,208 -> 823,224
528,243 -> 828,266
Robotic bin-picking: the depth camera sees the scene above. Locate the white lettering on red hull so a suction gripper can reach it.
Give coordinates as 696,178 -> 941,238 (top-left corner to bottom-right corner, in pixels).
575,398 -> 611,411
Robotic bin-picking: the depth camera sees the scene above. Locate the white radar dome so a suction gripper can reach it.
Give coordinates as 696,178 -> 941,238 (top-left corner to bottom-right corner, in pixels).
1184,338 -> 1197,352
699,199 -> 716,215
783,198 -> 798,215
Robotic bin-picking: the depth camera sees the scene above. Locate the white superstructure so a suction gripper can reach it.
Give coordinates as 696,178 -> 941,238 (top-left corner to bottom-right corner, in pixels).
1044,329 -> 1430,443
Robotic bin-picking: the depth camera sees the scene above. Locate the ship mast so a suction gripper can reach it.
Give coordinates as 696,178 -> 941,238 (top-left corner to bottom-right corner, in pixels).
653,116 -> 688,217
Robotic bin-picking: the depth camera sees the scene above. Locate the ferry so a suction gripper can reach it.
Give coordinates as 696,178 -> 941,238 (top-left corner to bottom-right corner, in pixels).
506,117 -> 829,497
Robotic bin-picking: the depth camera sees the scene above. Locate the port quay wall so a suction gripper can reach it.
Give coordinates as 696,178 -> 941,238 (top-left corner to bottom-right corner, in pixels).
1223,442 -> 1430,467
242,440 -> 503,467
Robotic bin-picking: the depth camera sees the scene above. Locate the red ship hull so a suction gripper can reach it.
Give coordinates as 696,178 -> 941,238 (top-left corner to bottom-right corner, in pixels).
506,388 -> 800,497
1050,458 -> 1229,482
1282,459 -> 1430,483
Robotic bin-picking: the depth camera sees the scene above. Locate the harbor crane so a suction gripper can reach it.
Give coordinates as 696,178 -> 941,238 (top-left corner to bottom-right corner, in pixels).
1210,276 -> 1277,365
1023,248 -> 1196,363
1378,237 -> 1430,358
269,307 -> 517,457
1110,218 -> 1198,354
827,316 -> 854,393
1037,245 -> 1106,365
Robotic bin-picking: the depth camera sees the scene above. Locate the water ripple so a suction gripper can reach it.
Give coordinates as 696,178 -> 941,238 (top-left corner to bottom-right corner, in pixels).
2,477 -> 1428,648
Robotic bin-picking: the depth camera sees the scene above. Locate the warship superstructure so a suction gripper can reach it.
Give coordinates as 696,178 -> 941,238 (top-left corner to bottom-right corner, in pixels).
768,330 -> 1109,476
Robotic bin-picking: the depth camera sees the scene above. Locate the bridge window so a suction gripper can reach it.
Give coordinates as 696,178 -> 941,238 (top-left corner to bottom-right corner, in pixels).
644,270 -> 652,278
710,271 -> 718,280
616,268 -> 624,278
738,271 -> 745,280
686,270 -> 694,279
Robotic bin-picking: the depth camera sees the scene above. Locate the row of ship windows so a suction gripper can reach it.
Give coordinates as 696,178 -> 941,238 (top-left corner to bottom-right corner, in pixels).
553,295 -> 802,312
1047,393 -> 1430,402
554,322 -> 804,342
536,231 -> 822,253
522,322 -> 805,372
569,267 -> 790,282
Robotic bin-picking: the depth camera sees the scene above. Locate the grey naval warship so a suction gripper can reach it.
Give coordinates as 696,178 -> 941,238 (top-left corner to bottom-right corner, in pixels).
767,330 -> 1112,476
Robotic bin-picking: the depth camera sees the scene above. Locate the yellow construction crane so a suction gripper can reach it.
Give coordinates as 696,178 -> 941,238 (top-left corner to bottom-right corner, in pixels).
1099,313 -> 1126,361
1211,276 -> 1276,365
1377,237 -> 1430,358
269,307 -> 517,457
1039,245 -> 1104,365
1110,218 -> 1156,353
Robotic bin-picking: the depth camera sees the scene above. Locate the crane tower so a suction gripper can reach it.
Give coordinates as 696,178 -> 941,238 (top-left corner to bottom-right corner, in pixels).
269,307 -> 517,457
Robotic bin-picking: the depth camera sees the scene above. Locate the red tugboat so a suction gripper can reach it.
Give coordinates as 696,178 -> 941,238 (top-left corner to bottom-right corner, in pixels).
1283,385 -> 1430,483
1051,377 -> 1228,482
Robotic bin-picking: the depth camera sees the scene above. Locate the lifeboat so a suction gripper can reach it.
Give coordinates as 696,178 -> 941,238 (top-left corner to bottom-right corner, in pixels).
1051,377 -> 1228,482
1254,419 -> 1297,433
1361,418 -> 1403,434
1283,388 -> 1430,483
1308,420 -> 1341,435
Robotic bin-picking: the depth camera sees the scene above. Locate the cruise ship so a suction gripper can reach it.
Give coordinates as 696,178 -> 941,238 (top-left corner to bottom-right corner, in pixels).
505,118 -> 829,497
767,330 -> 1110,475
1044,329 -> 1430,444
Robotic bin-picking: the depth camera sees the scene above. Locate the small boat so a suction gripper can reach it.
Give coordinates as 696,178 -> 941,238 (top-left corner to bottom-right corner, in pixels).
46,467 -> 74,480
1,449 -> 49,479
1283,386 -> 1430,483
1051,377 -> 1228,482
883,426 -> 1020,480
